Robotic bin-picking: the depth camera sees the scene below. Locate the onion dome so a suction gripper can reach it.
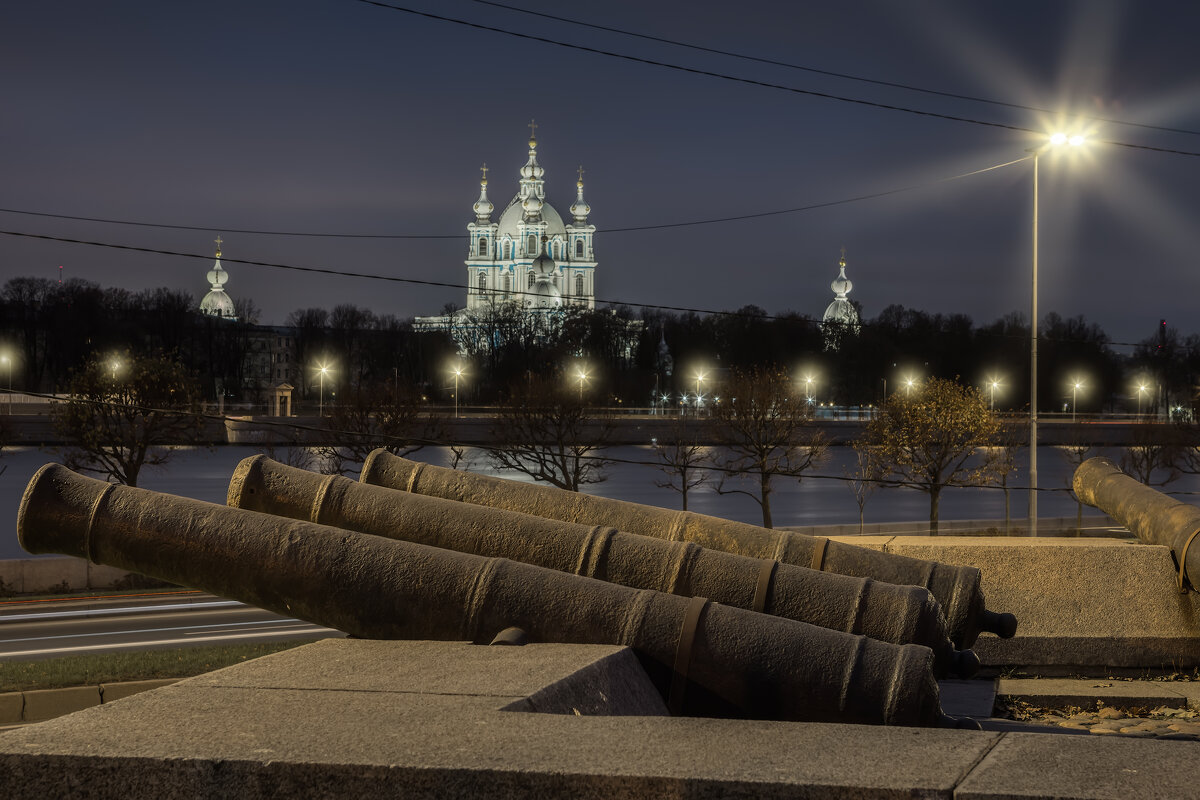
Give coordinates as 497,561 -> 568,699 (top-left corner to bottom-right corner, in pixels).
830,253 -> 853,299
472,163 -> 493,221
531,251 -> 555,277
199,236 -> 236,319
519,119 -> 544,181
527,235 -> 561,309
570,166 -> 590,223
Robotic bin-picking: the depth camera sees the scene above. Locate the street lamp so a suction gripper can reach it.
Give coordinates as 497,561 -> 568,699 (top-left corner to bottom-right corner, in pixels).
1071,379 -> 1084,423
316,362 -> 331,416
904,376 -> 915,397
804,374 -> 815,405
694,369 -> 707,412
1028,131 -> 1085,536
451,364 -> 465,418
1137,384 -> 1148,418
988,377 -> 1002,412
575,366 -> 590,403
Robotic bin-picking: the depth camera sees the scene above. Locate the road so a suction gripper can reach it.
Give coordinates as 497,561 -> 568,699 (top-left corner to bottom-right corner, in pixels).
0,589 -> 338,662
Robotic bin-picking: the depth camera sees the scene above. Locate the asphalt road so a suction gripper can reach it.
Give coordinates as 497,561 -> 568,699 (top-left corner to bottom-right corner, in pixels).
0,590 -> 339,662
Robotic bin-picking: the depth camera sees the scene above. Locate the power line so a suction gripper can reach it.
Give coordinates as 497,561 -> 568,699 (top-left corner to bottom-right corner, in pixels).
0,154 -> 1031,240
465,0 -> 1200,140
350,0 -> 1200,158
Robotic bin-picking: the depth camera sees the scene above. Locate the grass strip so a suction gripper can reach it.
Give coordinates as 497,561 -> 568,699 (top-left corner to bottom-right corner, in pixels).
0,641 -> 310,692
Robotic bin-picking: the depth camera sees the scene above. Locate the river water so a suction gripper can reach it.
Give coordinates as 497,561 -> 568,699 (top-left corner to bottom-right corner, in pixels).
3,443 -> 1191,560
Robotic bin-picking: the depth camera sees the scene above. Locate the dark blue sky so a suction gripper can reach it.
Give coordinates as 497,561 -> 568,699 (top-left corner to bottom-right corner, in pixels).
2,0 -> 1197,347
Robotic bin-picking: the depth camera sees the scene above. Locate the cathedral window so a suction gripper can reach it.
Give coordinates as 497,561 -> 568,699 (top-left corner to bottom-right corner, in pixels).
575,273 -> 585,297
527,271 -> 534,290
503,241 -> 510,259
527,234 -> 537,254
477,273 -> 487,293
478,237 -> 488,256
503,273 -> 511,293
575,239 -> 584,258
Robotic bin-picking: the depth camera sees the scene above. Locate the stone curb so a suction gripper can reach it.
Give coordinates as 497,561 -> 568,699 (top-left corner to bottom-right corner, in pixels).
0,679 -> 178,725
998,678 -> 1200,712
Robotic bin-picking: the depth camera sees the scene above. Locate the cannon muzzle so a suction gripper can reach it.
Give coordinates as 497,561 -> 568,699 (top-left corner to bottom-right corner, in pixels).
18,463 -> 950,727
1074,456 -> 1200,590
360,451 -> 1016,648
230,455 -> 978,677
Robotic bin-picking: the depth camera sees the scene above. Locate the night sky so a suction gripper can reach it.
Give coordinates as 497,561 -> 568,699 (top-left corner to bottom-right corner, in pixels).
3,0 -> 1197,349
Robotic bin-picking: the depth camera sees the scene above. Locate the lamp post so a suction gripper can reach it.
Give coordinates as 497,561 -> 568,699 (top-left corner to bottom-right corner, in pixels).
576,367 -> 589,404
452,365 -> 464,418
317,363 -> 330,416
989,378 -> 1001,412
1028,131 -> 1084,536
694,369 -> 707,413
1137,384 -> 1147,418
1072,380 -> 1083,423
904,377 -> 915,397
804,374 -> 815,405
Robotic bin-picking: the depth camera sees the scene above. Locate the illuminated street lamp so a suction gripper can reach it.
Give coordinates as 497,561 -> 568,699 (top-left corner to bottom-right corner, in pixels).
904,376 -> 916,397
988,377 -> 1002,412
694,369 -> 707,411
1071,379 -> 1084,423
1137,383 -> 1148,418
110,359 -> 121,383
803,374 -> 816,405
1028,131 -> 1086,536
451,364 -> 465,418
316,362 -> 331,416
575,366 -> 590,403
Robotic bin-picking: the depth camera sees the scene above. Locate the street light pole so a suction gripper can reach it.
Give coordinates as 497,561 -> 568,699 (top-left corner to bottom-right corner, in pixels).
453,366 -> 463,418
1030,145 -> 1041,537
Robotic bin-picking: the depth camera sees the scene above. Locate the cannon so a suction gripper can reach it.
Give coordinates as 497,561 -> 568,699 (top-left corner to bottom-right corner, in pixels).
18,462 -> 961,727
359,451 -> 1017,648
1074,456 -> 1200,591
229,455 -> 978,677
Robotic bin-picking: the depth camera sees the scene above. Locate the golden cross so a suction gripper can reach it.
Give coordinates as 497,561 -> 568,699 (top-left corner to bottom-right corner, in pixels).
215,235 -> 223,253
528,118 -> 537,140
480,163 -> 488,181
577,165 -> 585,182
840,246 -> 846,261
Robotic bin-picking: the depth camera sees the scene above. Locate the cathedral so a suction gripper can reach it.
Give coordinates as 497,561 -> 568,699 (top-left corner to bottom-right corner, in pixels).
464,122 -> 596,311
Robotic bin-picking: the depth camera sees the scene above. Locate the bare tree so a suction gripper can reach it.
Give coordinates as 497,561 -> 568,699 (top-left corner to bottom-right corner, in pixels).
862,377 -> 1002,535
845,443 -> 883,533
1120,425 -> 1182,487
53,352 -> 205,487
488,377 -> 613,491
709,367 -> 828,529
987,422 -> 1024,533
652,418 -> 710,511
316,381 -> 443,476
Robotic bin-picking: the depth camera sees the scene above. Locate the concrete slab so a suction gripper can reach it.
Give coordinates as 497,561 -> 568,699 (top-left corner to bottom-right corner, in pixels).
956,732 -> 1200,799
0,639 -> 998,799
997,678 -> 1194,712
830,536 -> 1200,669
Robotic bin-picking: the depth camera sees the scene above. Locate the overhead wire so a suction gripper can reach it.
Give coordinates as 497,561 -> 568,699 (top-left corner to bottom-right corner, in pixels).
349,0 -> 1200,158
464,0 -> 1200,140
0,154 -> 1031,239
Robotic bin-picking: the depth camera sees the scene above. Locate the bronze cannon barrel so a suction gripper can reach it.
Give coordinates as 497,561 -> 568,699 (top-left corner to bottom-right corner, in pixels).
360,450 -> 1016,648
229,455 -> 978,677
19,463 -> 954,727
1074,456 -> 1200,589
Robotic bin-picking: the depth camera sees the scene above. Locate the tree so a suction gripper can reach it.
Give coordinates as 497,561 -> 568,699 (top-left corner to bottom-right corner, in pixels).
316,381 -> 443,476
861,377 -> 1002,534
488,376 -> 613,491
652,418 -> 710,511
845,443 -> 883,533
53,352 -> 205,486
1119,425 -> 1182,487
709,367 -> 828,529
987,422 -> 1024,533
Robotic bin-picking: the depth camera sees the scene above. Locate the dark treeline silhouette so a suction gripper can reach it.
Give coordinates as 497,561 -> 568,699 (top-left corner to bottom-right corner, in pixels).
0,275 -> 1194,414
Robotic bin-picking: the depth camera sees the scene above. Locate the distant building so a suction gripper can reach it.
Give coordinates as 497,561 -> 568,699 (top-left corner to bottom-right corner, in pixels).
464,121 -> 596,311
415,123 -> 612,351
821,250 -> 860,350
199,236 -> 237,320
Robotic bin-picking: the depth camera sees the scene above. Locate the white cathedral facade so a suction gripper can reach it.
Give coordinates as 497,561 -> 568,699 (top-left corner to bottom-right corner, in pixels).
463,124 -> 596,310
